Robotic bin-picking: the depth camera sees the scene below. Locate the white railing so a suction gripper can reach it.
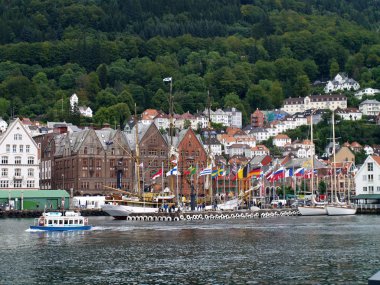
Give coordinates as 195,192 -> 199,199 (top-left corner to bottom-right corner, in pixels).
358,204 -> 380,209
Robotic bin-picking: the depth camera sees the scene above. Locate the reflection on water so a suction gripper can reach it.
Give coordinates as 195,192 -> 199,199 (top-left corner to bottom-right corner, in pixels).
1,215 -> 380,284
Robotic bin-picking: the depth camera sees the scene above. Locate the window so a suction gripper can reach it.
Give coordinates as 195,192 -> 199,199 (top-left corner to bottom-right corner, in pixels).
12,145 -> 16,153
377,187 -> 380,192
14,134 -> 22,140
0,180 -> 9,187
19,145 -> 23,153
363,175 -> 367,181
14,168 -> 21,176
369,186 -> 374,193
1,168 -> 8,177
1,156 -> 8,164
84,147 -> 88,154
363,187 -> 367,191
368,174 -> 374,182
6,145 -> 10,153
15,156 -> 21,164
28,169 -> 34,177
26,145 -> 30,153
27,157 -> 34,165
368,162 -> 373,171
27,181 -> 35,188
14,180 -> 22,188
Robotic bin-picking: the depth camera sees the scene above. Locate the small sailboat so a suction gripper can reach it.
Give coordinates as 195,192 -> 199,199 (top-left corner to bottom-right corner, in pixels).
298,111 -> 327,216
326,110 -> 356,216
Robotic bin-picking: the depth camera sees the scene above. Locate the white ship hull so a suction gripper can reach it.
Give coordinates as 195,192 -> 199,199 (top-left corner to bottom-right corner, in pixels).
102,204 -> 159,219
326,206 -> 357,216
298,206 -> 327,216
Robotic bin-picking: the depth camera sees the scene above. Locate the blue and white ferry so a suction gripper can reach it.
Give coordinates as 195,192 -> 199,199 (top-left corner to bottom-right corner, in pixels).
30,211 -> 91,231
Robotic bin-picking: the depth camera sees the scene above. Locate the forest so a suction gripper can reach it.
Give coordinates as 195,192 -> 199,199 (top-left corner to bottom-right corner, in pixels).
0,0 -> 379,129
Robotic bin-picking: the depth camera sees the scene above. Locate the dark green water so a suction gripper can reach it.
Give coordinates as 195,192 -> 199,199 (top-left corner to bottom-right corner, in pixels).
1,215 -> 379,285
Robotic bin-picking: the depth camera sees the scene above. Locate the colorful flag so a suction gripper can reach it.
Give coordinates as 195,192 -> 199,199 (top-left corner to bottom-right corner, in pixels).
271,167 -> 285,181
166,166 -> 180,176
237,167 -> 244,179
285,168 -> 294,178
151,169 -> 163,180
171,159 -> 177,165
294,168 -> 305,177
184,166 -> 196,176
200,166 -> 212,176
212,168 -> 224,178
247,167 -> 261,179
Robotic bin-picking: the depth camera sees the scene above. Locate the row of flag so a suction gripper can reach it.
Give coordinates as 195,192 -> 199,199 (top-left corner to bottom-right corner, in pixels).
151,164 -> 344,181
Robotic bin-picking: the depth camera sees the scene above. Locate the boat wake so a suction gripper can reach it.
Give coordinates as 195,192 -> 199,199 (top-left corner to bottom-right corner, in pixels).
25,228 -> 45,232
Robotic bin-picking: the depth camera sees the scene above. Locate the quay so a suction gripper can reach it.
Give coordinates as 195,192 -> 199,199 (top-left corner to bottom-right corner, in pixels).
0,208 -> 300,219
0,209 -> 107,218
117,208 -> 300,221
357,205 -> 380,214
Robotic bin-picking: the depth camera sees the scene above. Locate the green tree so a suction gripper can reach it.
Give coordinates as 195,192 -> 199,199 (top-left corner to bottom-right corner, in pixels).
0,98 -> 10,117
329,59 -> 340,79
293,75 -> 311,97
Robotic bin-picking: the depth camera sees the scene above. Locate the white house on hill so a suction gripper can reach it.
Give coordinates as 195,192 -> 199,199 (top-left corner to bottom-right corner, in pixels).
70,93 -> 93,118
324,73 -> 360,93
355,88 -> 380,100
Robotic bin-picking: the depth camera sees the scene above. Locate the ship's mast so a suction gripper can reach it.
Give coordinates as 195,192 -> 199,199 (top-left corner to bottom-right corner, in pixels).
135,103 -> 141,196
310,111 -> 315,201
207,90 -> 213,205
332,110 -> 337,203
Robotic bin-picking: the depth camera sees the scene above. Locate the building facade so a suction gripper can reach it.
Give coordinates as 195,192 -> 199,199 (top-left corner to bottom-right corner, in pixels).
0,119 -> 40,191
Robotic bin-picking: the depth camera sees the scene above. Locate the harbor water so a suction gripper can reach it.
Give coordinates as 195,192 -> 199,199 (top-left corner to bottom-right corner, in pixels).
1,215 -> 380,284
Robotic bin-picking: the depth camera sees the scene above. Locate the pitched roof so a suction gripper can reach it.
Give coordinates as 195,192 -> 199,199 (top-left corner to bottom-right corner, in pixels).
372,156 -> 380,166
274,134 -> 290,140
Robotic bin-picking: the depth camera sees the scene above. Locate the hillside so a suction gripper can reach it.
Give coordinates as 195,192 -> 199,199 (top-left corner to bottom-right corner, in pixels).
0,0 -> 379,128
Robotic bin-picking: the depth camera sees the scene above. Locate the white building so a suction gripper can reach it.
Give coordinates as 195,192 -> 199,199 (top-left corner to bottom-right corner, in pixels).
273,134 -> 291,148
203,108 -> 242,128
335,108 -> 363,121
324,73 -> 360,93
355,156 -> 380,196
359,99 -> 380,116
227,144 -> 250,157
282,94 -> 347,114
70,93 -> 93,118
79,106 -> 93,118
249,145 -> 270,157
224,107 -> 242,128
202,137 -> 223,156
0,118 -> 40,190
248,128 -> 270,142
153,113 -> 170,130
355,88 -> 380,100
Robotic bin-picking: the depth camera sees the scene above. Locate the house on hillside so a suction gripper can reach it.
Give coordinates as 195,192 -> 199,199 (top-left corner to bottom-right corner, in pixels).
324,73 -> 360,93
335,108 -> 362,121
70,93 -> 93,118
359,99 -> 380,116
273,134 -> 291,148
251,108 -> 265,127
355,88 -> 380,100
